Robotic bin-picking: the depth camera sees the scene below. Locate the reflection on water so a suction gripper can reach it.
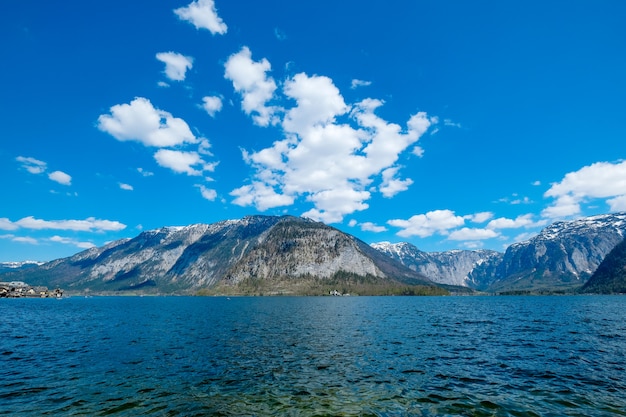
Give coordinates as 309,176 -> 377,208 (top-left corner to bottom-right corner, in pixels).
1,296 -> 626,416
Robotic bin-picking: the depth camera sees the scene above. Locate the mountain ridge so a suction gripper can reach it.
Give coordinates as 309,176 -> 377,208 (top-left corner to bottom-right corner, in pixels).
2,215 -> 437,295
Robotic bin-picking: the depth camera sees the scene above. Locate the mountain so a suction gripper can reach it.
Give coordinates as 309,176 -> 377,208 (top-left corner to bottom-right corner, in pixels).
0,261 -> 44,274
488,213 -> 626,292
370,242 -> 502,288
581,237 -> 626,294
1,215 -> 438,295
372,212 -> 626,293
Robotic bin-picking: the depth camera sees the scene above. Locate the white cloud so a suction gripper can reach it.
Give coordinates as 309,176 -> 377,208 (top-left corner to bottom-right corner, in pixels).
48,171 -> 72,186
231,182 -> 294,211
348,219 -> 357,227
154,149 -> 210,176
224,47 -> 279,126
283,73 -> 348,133
16,156 -> 47,174
608,194 -> 626,211
380,167 -> 413,198
388,209 -> 465,238
351,79 -> 372,89
49,235 -> 95,249
360,222 -> 387,232
196,184 -> 217,201
486,214 -> 536,230
174,0 -> 227,35
11,216 -> 126,232
227,50 -> 437,223
0,218 -> 19,231
543,160 -> 626,218
467,211 -> 494,223
156,52 -> 193,81
119,183 -> 133,191
97,97 -> 196,147
532,180 -> 541,186
15,236 -> 39,244
202,96 -> 223,117
448,227 -> 499,241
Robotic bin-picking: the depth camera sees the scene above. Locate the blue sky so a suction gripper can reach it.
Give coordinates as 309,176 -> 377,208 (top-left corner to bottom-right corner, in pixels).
2,0 -> 626,262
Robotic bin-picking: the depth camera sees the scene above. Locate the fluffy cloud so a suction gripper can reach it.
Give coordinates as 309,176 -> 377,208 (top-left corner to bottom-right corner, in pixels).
226,49 -> 437,223
486,214 -> 537,230
16,156 -> 46,174
359,222 -> 387,232
380,167 -> 413,198
119,183 -> 133,191
154,149 -> 212,176
224,47 -> 279,126
542,160 -> 626,218
97,97 -> 196,147
387,210 -> 465,238
156,52 -> 193,81
0,218 -> 19,231
202,96 -> 223,117
4,216 -> 126,232
48,171 -> 72,186
196,184 -> 217,201
174,0 -> 227,35
448,227 -> 499,241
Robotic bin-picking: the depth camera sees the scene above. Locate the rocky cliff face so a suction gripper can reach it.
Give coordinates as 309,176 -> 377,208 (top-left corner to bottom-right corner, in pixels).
5,215 -> 432,294
370,242 -> 502,288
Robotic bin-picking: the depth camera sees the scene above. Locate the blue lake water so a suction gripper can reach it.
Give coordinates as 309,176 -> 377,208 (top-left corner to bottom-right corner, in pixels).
1,295 -> 626,416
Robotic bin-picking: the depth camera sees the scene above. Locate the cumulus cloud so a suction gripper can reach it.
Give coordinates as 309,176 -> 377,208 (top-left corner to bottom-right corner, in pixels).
387,209 -> 465,238
156,52 -> 193,81
4,216 -> 126,232
380,167 -> 413,198
542,160 -> 626,218
224,47 -> 279,126
48,171 -> 72,186
97,97 -> 196,147
226,49 -> 437,223
359,222 -> 387,232
448,227 -> 498,241
154,149 -> 211,176
202,95 -> 223,117
16,156 -> 46,174
196,184 -> 217,201
119,183 -> 133,191
0,218 -> 19,231
174,0 -> 227,35
467,211 -> 494,223
486,214 -> 539,230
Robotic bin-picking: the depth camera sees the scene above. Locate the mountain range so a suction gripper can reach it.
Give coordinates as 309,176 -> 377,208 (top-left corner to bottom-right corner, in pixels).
2,212 -> 625,295
373,212 -> 626,293
0,216 -> 439,295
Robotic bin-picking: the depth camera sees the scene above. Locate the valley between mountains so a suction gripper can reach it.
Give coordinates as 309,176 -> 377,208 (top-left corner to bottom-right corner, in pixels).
2,213 -> 625,295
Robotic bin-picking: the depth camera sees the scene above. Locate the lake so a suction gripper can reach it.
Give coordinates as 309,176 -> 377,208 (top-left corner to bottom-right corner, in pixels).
2,295 -> 625,416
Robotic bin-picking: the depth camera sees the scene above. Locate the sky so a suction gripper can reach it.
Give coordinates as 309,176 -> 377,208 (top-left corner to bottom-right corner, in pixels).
1,0 -> 626,262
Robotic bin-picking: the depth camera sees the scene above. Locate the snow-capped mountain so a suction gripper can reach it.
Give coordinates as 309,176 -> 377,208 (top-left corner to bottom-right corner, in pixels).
0,261 -> 44,274
373,212 -> 626,292
3,215 -> 434,295
489,212 -> 626,292
370,242 -> 502,287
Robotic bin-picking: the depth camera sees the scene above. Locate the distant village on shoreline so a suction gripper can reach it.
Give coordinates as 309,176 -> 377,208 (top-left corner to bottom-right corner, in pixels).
0,281 -> 64,298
